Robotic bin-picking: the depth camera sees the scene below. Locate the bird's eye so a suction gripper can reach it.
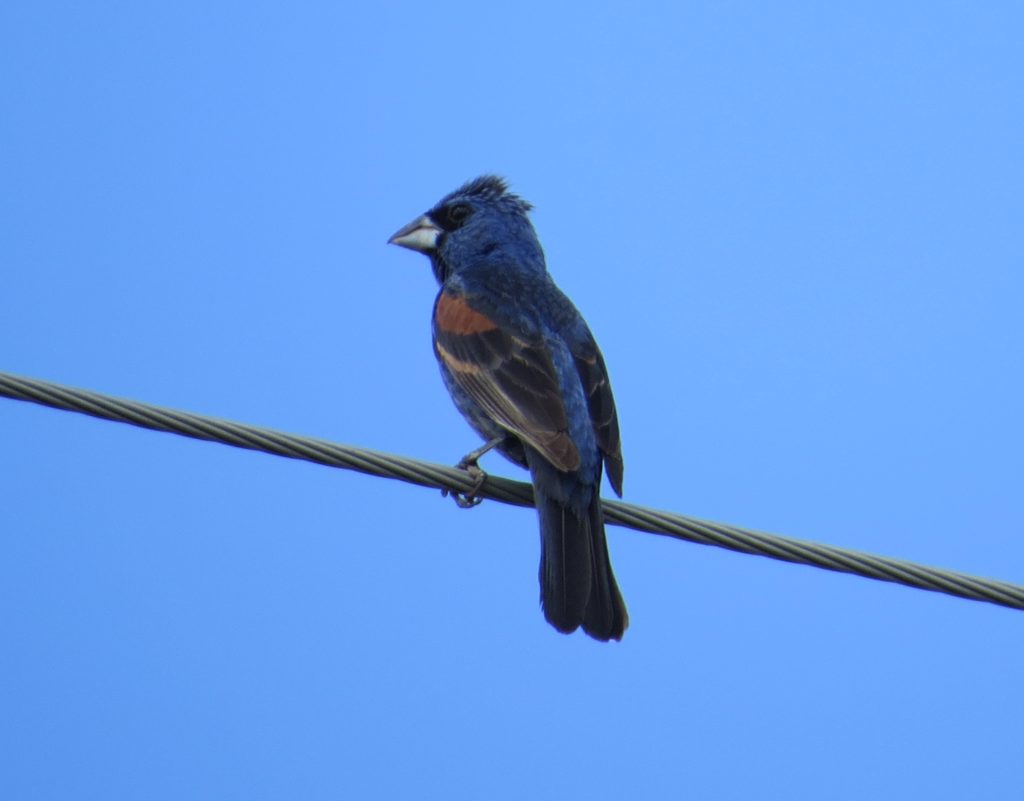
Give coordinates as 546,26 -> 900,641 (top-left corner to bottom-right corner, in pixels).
443,203 -> 473,229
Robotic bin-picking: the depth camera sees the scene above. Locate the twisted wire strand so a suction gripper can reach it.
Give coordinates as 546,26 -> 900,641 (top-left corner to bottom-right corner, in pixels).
2,370 -> 1022,612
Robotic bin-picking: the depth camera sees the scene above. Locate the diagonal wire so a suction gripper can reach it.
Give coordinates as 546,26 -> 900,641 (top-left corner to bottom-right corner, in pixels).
2,369 -> 1022,612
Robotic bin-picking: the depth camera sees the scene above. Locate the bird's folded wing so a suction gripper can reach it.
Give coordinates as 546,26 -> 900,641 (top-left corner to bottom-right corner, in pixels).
571,337 -> 624,496
433,290 -> 580,472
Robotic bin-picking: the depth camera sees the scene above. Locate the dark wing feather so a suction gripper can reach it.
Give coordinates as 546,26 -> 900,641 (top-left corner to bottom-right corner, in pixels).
433,290 -> 579,472
571,337 -> 624,496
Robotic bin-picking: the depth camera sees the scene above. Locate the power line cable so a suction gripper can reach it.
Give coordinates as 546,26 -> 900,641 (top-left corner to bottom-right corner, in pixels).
2,370 -> 1022,612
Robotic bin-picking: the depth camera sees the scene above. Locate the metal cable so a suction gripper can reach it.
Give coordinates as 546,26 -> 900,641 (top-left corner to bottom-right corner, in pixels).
2,370 -> 1022,612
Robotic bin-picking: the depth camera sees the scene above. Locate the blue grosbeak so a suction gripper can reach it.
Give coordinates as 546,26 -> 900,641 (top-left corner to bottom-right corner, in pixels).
389,176 -> 628,641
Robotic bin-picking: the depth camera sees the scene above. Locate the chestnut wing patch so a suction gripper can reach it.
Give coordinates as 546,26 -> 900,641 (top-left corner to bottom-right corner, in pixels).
434,291 -> 579,472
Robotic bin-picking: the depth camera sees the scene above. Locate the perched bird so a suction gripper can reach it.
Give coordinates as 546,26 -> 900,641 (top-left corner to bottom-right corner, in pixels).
388,176 -> 628,641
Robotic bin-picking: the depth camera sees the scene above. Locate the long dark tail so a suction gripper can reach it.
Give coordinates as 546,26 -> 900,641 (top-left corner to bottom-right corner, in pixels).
536,487 -> 628,641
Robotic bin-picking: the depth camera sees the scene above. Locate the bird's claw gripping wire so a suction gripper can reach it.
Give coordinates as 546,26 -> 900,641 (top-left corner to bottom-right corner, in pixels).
442,436 -> 504,509
446,460 -> 488,508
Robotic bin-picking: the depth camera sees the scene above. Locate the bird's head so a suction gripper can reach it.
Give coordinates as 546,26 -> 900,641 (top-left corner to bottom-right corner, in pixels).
388,175 -> 542,283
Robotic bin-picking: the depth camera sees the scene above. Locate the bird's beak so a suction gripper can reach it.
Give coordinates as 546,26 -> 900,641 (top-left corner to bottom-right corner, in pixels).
388,214 -> 441,254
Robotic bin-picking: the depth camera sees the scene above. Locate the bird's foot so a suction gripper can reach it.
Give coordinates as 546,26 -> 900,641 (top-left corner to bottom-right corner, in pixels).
444,459 -> 488,508
441,437 -> 503,509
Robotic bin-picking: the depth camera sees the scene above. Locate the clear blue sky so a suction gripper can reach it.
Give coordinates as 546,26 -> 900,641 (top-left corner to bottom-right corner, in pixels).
2,3 -> 1022,799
